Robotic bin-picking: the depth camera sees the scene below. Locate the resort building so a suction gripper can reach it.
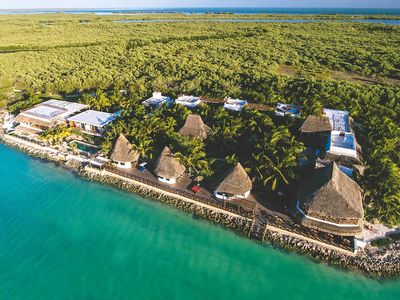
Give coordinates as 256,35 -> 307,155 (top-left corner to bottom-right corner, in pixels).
178,114 -> 210,140
142,92 -> 173,108
15,99 -> 87,133
223,97 -> 248,111
110,134 -> 140,169
214,163 -> 252,200
299,115 -> 333,153
295,162 -> 364,237
175,95 -> 202,108
154,147 -> 186,184
67,110 -> 118,136
275,103 -> 302,118
324,109 -> 359,161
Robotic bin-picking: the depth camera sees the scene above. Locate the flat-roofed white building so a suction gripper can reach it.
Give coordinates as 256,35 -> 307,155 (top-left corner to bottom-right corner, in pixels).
324,108 -> 358,160
275,103 -> 302,118
175,95 -> 202,108
15,99 -> 87,133
68,110 -> 119,136
142,92 -> 173,108
223,97 -> 248,111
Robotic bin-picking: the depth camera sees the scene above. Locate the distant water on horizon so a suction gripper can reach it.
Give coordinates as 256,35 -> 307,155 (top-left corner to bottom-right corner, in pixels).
0,7 -> 400,15
1,144 -> 400,299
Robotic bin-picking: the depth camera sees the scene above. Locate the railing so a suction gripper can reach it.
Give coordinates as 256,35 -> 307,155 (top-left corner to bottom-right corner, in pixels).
104,165 -> 254,218
7,132 -> 46,147
258,209 -> 354,251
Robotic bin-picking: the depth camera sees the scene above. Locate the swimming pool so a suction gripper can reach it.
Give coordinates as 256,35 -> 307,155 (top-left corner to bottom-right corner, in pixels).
69,140 -> 99,155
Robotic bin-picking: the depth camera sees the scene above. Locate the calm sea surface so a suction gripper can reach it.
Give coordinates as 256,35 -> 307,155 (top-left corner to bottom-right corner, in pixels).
1,143 -> 400,299
114,19 -> 400,25
0,7 -> 400,15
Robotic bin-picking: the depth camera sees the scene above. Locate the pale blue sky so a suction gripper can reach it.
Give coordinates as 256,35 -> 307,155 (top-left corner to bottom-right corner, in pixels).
0,1 -> 399,9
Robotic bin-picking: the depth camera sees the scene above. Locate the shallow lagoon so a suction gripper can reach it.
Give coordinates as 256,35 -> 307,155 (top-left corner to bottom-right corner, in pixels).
0,144 -> 399,299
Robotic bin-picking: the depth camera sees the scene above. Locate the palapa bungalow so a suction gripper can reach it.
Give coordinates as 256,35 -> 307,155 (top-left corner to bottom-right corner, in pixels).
178,114 -> 210,140
15,99 -> 87,134
295,162 -> 364,237
110,134 -> 140,169
67,110 -> 118,136
299,115 -> 333,154
154,147 -> 186,184
299,115 -> 333,134
214,163 -> 252,200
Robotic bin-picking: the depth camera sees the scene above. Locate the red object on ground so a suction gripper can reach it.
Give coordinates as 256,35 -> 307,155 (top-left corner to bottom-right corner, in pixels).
191,185 -> 201,193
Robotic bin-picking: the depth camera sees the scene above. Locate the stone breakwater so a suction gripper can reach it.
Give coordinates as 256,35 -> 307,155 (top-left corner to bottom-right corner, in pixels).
265,231 -> 400,278
81,168 -> 252,233
1,132 -> 400,278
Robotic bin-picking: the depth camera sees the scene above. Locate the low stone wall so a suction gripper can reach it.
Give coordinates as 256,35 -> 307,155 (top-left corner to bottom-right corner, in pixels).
0,133 -> 66,163
82,168 -> 252,234
264,230 -> 400,278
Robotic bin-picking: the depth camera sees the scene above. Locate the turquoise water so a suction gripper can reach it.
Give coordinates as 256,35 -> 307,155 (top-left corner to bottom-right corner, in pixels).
0,143 -> 400,300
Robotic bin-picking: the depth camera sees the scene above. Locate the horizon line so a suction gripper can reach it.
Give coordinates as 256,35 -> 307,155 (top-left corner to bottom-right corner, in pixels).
1,7 -> 400,11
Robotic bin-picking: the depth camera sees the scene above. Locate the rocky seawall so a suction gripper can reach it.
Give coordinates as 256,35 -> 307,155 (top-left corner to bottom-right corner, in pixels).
1,132 -> 399,279
264,230 -> 400,278
81,169 -> 252,233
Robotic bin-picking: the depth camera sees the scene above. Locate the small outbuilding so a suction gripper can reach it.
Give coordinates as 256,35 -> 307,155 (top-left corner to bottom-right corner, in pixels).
295,162 -> 364,237
154,147 -> 186,184
178,114 -> 210,140
299,115 -> 332,133
110,134 -> 140,169
175,95 -> 202,108
142,92 -> 173,108
214,163 -> 252,200
300,115 -> 333,154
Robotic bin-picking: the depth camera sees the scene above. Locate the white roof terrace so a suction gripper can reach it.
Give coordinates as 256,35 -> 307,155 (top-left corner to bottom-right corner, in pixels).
223,97 -> 248,112
67,110 -> 118,127
175,95 -> 202,108
19,99 -> 87,123
142,92 -> 173,107
324,108 -> 350,132
328,131 -> 358,159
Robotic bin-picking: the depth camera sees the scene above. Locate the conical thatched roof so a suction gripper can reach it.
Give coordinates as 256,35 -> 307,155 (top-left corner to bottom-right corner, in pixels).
298,162 -> 363,225
215,163 -> 253,195
110,134 -> 140,163
178,114 -> 210,140
300,115 -> 332,133
154,147 -> 186,179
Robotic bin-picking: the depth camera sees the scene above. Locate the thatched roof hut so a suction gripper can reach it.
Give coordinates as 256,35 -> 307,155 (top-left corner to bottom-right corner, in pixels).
110,134 -> 140,163
178,114 -> 210,140
215,163 -> 253,196
296,162 -> 363,236
154,147 -> 186,179
299,115 -> 332,133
